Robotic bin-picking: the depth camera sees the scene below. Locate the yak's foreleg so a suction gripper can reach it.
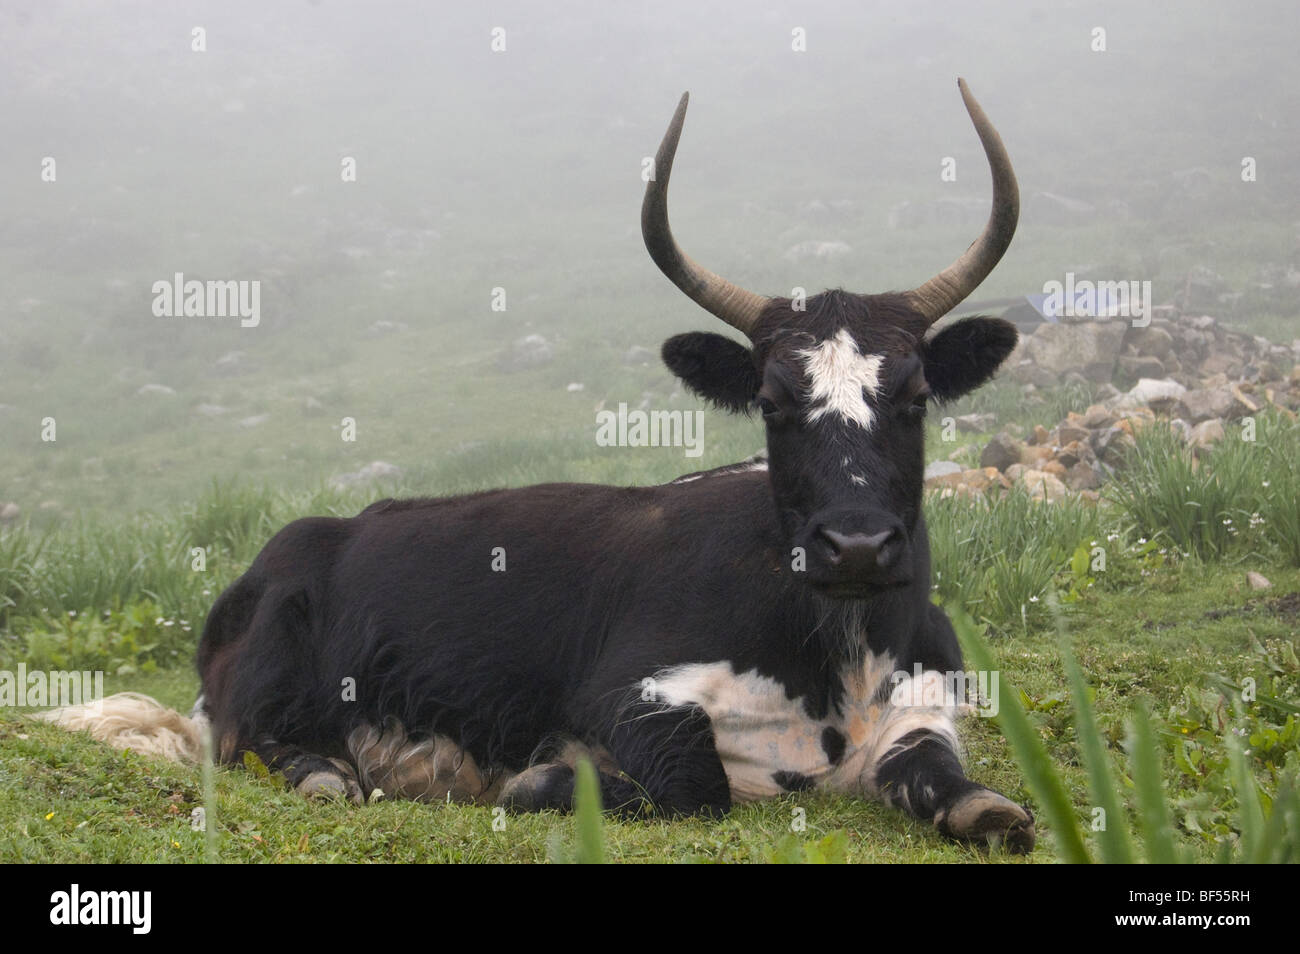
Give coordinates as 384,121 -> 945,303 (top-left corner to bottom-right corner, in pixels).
499,703 -> 732,819
837,669 -> 1035,853
247,740 -> 364,804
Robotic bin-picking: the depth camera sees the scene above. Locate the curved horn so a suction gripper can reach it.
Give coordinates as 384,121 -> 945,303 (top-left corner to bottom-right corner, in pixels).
642,92 -> 770,337
905,79 -> 1019,325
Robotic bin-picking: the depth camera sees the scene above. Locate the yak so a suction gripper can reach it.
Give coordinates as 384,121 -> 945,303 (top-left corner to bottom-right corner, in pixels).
44,79 -> 1034,853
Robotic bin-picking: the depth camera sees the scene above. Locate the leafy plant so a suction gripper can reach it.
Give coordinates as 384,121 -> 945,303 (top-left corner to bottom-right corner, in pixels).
954,605 -> 1300,863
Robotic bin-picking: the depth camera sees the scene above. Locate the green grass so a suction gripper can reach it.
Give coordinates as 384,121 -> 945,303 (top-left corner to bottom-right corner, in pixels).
1107,410 -> 1300,566
2,561 -> 1296,863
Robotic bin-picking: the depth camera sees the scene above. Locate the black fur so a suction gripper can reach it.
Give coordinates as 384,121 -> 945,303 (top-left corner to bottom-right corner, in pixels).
821,726 -> 846,766
196,286 -> 1026,849
661,332 -> 760,412
922,316 -> 1019,403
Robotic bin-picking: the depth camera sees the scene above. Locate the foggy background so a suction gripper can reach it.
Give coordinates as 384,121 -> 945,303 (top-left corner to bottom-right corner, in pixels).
2,0 -> 1297,517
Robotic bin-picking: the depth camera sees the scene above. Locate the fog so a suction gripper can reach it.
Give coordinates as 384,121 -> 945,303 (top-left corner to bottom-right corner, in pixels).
1,0 -> 1297,514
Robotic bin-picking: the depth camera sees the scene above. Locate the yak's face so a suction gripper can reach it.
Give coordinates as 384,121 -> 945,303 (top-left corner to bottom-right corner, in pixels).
643,80 -> 1020,597
663,292 -> 1017,597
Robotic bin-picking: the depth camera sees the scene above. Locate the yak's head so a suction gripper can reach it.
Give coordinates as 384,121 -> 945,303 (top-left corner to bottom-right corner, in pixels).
644,80 -> 1019,599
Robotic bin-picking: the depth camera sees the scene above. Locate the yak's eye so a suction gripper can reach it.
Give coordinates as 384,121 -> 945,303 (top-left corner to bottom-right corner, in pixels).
757,396 -> 781,420
903,389 -> 930,419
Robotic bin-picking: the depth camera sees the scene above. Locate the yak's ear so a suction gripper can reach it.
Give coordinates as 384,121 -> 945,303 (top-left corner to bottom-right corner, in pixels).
662,332 -> 760,413
922,316 -> 1018,402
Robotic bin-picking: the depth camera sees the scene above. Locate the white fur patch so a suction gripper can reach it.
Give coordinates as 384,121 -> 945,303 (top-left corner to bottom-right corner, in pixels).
797,329 -> 884,430
647,650 -> 954,803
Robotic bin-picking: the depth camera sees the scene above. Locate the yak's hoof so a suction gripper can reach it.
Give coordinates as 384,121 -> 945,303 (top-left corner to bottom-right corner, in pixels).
297,766 -> 364,804
939,788 -> 1036,854
497,764 -> 575,813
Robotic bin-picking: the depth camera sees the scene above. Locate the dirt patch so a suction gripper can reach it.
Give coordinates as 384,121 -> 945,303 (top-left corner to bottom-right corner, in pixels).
1266,591 -> 1300,623
1202,591 -> 1300,624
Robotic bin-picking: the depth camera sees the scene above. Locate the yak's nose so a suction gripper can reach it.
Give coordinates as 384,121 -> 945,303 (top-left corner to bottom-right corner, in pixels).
816,526 -> 904,574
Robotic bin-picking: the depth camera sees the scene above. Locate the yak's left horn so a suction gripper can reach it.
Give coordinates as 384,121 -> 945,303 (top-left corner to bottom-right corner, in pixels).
904,79 -> 1019,325
642,92 -> 771,338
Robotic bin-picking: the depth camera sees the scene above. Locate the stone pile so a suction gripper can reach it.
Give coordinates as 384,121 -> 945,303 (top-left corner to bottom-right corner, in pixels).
926,311 -> 1300,502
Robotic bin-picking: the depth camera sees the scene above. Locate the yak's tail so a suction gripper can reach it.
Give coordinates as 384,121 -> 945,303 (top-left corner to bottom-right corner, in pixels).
33,692 -> 206,763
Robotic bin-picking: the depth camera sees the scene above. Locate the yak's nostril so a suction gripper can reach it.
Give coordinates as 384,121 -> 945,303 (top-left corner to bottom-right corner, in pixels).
872,529 -> 903,570
818,527 -> 900,570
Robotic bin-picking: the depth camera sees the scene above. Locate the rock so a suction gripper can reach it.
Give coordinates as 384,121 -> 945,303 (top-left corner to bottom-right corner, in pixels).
1199,353 -> 1237,376
1079,404 -> 1117,429
1177,387 -> 1242,423
926,467 -> 1008,497
1127,325 -> 1175,359
238,414 -> 270,429
214,350 -> 251,376
358,461 -> 401,480
1018,469 -> 1068,502
367,320 -> 408,336
1004,463 -> 1027,483
1057,424 -> 1091,446
1023,320 -> 1126,381
499,334 -> 554,371
330,460 -> 403,489
980,432 -> 1024,472
960,467 -> 1008,493
1118,354 -> 1167,380
1121,377 -> 1187,407
954,412 -> 996,433
1056,440 -> 1091,469
0,502 -> 19,523
1189,418 -> 1225,449
1064,461 -> 1101,491
623,346 -> 656,366
1094,425 -> 1137,465
1167,418 -> 1194,443
137,383 -> 176,397
1012,363 -> 1060,388
1019,445 -> 1054,468
1230,383 -> 1260,413
1246,571 -> 1272,591
783,240 -> 852,261
924,460 -> 963,482
195,403 -> 229,417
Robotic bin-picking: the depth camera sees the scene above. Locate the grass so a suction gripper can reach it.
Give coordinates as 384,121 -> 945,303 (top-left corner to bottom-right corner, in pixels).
957,601 -> 1300,863
1107,410 -> 1300,566
2,559 -> 1296,863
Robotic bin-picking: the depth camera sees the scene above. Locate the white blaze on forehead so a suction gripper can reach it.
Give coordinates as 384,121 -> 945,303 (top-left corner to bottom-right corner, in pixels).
796,328 -> 885,430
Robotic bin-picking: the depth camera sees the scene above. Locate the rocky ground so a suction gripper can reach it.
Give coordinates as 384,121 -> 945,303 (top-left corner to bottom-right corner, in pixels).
925,310 -> 1300,503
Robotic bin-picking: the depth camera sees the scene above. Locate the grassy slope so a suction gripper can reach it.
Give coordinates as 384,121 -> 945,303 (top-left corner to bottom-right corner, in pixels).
3,562 -> 1295,864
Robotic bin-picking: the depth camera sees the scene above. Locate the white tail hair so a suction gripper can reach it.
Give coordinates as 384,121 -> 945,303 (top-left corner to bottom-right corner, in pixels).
34,691 -> 206,763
